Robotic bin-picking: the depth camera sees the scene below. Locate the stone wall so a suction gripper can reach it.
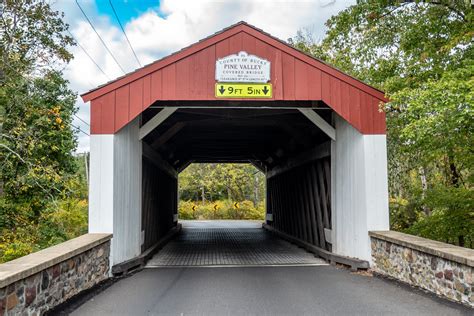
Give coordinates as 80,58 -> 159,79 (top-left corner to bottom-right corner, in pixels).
370,231 -> 473,307
0,234 -> 112,315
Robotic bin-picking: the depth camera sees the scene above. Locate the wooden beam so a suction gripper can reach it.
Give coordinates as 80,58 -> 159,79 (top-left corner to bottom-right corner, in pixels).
151,121 -> 186,148
310,163 -> 328,249
177,160 -> 194,173
262,224 -> 369,271
139,107 -> 177,140
111,224 -> 182,276
298,108 -> 336,140
304,171 -> 320,247
316,161 -> 331,231
277,122 -> 313,147
249,160 -> 266,173
142,142 -> 177,178
267,141 -> 330,179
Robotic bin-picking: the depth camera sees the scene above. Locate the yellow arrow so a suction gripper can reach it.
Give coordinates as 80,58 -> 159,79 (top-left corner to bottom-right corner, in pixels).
234,202 -> 239,209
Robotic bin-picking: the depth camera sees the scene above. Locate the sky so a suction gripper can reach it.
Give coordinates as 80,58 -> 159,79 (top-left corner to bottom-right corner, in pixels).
52,0 -> 355,152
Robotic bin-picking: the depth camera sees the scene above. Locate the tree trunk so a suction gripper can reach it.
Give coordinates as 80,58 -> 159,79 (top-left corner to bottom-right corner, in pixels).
449,162 -> 460,187
418,166 -> 431,216
446,152 -> 460,187
254,173 -> 259,206
227,185 -> 232,201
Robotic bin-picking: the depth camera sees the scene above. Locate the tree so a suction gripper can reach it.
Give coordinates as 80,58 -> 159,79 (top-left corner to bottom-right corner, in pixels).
1,0 -> 77,212
179,163 -> 265,205
290,0 -> 473,246
0,0 -> 84,261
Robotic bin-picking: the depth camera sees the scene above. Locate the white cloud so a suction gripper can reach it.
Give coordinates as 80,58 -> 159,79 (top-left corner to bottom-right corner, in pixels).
55,0 -> 354,152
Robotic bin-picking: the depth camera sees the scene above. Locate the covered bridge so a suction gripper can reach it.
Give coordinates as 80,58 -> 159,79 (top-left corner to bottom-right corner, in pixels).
81,21 -> 389,269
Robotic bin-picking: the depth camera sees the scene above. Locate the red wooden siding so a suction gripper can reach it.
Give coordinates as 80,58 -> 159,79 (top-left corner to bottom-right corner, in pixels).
84,22 -> 387,135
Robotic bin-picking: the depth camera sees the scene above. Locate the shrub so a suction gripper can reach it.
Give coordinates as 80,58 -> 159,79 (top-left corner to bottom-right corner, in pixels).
178,200 -> 265,221
37,198 -> 88,248
0,198 -> 88,263
404,187 -> 474,248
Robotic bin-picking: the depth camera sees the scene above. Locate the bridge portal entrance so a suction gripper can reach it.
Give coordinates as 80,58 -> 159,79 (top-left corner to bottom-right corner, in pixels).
81,22 -> 389,273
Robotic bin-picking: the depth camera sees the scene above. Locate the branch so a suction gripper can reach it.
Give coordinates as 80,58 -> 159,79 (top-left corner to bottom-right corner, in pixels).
0,143 -> 61,202
411,1 -> 467,22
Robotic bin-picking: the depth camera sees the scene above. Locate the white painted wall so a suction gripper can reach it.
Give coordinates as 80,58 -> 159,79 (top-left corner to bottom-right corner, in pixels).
112,118 -> 142,265
89,135 -> 114,234
331,116 -> 389,262
88,118 -> 142,266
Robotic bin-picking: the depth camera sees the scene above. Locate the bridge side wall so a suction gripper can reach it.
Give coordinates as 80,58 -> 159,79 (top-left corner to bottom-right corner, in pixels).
89,118 -> 142,266
370,231 -> 473,307
332,116 -> 389,262
267,158 -> 331,250
142,157 -> 178,252
0,234 -> 111,315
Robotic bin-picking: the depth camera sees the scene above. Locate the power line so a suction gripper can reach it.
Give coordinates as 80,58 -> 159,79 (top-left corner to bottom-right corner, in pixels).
67,30 -> 111,81
74,113 -> 90,127
75,0 -> 127,74
72,124 -> 90,136
109,0 -> 142,67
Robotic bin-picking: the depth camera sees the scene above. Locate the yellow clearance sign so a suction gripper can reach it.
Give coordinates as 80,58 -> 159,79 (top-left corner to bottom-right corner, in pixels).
215,83 -> 272,98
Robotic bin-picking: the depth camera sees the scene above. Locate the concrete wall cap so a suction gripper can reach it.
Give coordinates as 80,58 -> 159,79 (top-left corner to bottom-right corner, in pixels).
369,230 -> 474,267
0,233 -> 112,288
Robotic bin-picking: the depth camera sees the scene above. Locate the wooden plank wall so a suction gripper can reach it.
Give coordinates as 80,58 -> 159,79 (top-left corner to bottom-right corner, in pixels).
141,156 -> 178,252
267,157 -> 331,251
90,30 -> 385,135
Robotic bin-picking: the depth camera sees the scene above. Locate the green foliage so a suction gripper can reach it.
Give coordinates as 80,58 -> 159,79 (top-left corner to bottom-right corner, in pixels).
37,199 -> 88,248
1,72 -> 78,207
389,197 -> 417,232
178,199 -> 265,221
291,0 -> 474,247
179,163 -> 265,204
406,187 -> 474,247
0,198 -> 88,263
178,163 -> 266,220
0,1 -> 88,262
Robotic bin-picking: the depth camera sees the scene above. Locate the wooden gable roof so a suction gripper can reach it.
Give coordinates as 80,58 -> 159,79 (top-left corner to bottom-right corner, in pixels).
82,21 -> 386,135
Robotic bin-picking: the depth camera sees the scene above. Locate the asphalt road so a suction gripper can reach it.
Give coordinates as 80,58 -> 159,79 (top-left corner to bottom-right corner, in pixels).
71,266 -> 470,315
67,221 -> 471,315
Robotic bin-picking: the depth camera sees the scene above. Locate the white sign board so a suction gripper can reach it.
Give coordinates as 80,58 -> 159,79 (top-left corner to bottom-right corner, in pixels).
215,51 -> 270,83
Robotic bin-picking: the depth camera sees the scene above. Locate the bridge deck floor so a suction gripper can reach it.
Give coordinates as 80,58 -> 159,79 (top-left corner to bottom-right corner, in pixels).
146,220 -> 327,267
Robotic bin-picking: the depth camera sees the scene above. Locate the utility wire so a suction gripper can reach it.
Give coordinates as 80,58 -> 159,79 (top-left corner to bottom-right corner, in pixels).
109,0 -> 142,67
75,0 -> 127,74
74,114 -> 90,127
67,30 -> 111,81
72,124 -> 90,136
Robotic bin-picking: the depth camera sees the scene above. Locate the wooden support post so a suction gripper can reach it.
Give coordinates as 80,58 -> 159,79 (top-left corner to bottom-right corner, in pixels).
323,159 -> 331,217
296,170 -> 309,243
291,172 -> 303,240
305,171 -> 320,247
316,161 -> 331,231
301,171 -> 315,245
310,164 -> 327,249
283,173 -> 294,235
288,172 -> 300,236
